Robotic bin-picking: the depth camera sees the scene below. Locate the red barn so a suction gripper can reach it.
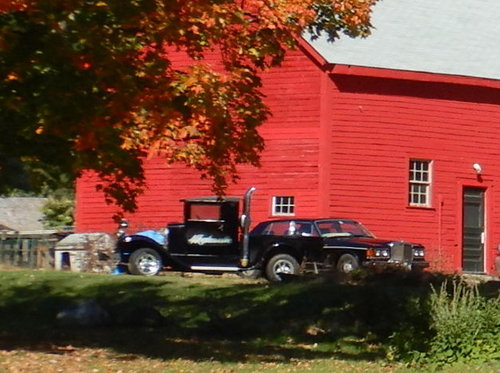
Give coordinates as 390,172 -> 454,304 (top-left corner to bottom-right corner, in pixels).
76,0 -> 500,275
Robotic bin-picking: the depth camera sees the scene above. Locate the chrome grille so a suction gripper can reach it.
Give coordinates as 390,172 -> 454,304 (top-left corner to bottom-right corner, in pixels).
390,242 -> 413,264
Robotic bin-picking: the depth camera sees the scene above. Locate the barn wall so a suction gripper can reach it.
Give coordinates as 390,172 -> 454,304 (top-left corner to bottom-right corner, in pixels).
75,49 -> 324,233
326,73 -> 500,273
75,47 -> 500,275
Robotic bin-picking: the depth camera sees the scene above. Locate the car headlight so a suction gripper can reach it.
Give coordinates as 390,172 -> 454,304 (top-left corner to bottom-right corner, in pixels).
412,249 -> 425,257
372,248 -> 390,258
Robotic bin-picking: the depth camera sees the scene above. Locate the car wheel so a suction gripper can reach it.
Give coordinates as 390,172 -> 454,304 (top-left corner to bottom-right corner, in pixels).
336,253 -> 359,273
265,254 -> 300,282
129,248 -> 162,276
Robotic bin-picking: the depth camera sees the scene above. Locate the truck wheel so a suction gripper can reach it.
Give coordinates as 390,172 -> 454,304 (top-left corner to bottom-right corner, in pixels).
336,253 -> 359,273
265,254 -> 300,282
129,248 -> 162,276
237,269 -> 263,279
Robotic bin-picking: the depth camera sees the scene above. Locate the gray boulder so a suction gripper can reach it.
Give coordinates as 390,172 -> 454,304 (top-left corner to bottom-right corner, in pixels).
56,299 -> 110,327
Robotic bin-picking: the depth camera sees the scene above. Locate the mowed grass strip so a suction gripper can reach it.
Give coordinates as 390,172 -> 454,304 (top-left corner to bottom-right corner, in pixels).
0,269 -> 498,372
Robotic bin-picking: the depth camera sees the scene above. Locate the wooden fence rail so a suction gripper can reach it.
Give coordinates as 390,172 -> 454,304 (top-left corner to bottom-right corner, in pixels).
0,233 -> 59,269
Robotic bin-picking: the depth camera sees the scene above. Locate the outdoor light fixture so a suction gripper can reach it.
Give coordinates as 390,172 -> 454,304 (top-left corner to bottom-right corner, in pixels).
472,163 -> 482,175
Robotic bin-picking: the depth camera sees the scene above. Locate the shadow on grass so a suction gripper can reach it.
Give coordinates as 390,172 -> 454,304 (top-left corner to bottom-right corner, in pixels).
0,269 -> 497,363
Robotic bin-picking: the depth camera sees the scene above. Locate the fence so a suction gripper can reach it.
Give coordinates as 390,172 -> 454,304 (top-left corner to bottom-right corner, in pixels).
0,232 -> 61,269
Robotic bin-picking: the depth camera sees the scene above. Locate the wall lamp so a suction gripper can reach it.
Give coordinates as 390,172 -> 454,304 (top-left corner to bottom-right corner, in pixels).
472,163 -> 482,175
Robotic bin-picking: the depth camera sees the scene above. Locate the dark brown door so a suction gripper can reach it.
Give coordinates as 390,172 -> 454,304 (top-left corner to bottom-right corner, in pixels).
462,188 -> 485,273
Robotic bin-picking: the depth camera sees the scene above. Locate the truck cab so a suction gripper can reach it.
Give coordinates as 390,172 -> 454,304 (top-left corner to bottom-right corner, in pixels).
167,196 -> 242,269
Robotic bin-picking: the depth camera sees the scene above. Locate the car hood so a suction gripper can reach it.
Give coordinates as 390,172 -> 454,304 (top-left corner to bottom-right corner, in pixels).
323,236 -> 421,249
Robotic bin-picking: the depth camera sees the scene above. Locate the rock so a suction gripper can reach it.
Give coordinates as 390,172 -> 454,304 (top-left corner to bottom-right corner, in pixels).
56,299 -> 110,327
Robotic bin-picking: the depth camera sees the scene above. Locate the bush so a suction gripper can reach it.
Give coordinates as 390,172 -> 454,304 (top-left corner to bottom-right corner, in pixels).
386,295 -> 432,362
425,280 -> 500,366
388,278 -> 500,367
41,189 -> 74,228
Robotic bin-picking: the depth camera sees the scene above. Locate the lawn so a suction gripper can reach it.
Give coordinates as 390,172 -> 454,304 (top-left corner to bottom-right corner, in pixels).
0,268 -> 498,372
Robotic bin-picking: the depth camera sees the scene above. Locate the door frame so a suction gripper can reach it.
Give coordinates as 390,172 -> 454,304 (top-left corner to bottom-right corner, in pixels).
457,182 -> 490,274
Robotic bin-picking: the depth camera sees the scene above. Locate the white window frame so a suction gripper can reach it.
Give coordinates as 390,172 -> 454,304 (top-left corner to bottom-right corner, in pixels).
272,196 -> 295,216
409,159 -> 432,207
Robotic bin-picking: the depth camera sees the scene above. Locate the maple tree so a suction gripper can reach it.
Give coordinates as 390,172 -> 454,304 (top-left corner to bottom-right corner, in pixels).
0,0 -> 377,211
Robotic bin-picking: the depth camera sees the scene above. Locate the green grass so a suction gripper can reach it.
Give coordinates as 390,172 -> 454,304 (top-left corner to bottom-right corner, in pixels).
0,268 -> 498,372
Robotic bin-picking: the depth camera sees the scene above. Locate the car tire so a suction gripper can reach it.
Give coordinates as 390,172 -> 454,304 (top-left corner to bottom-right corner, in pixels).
129,248 -> 162,276
336,253 -> 359,274
265,254 -> 300,282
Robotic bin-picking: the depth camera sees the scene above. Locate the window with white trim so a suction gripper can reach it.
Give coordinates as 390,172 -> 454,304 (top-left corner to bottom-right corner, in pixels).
272,196 -> 295,216
409,159 -> 432,207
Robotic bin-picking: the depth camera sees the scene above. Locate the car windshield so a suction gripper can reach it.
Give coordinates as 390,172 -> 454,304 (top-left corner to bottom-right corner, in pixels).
315,219 -> 374,238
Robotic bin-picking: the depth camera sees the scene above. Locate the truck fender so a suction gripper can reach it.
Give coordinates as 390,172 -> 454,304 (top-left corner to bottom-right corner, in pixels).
117,235 -> 166,255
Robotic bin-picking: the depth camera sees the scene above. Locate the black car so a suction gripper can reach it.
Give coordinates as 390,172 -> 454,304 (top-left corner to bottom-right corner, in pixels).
250,218 -> 429,273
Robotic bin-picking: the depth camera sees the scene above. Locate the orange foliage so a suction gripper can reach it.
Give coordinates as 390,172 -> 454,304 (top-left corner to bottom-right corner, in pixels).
0,0 -> 378,210
0,0 -> 37,12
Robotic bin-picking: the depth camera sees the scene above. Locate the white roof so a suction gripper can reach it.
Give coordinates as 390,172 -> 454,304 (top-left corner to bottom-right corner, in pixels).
0,197 -> 47,232
307,0 -> 500,80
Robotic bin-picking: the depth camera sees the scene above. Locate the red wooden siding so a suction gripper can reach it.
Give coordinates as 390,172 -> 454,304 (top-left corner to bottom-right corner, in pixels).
75,46 -> 500,275
76,48 -> 324,233
326,73 -> 500,273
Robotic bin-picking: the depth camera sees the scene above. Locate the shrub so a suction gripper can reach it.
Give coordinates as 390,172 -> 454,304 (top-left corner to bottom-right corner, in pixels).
386,294 -> 432,363
41,189 -> 74,228
424,280 -> 500,366
388,278 -> 500,367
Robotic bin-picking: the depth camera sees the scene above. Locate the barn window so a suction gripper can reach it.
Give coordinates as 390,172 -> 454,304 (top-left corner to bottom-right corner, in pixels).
272,196 -> 295,216
409,159 -> 432,207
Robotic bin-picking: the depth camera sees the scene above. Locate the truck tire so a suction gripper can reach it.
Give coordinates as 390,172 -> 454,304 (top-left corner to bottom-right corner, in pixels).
237,269 -> 263,279
265,254 -> 300,282
129,248 -> 162,276
336,253 -> 359,274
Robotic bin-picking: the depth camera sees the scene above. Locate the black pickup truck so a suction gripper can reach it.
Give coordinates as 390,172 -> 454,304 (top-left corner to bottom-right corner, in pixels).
115,187 -> 323,281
